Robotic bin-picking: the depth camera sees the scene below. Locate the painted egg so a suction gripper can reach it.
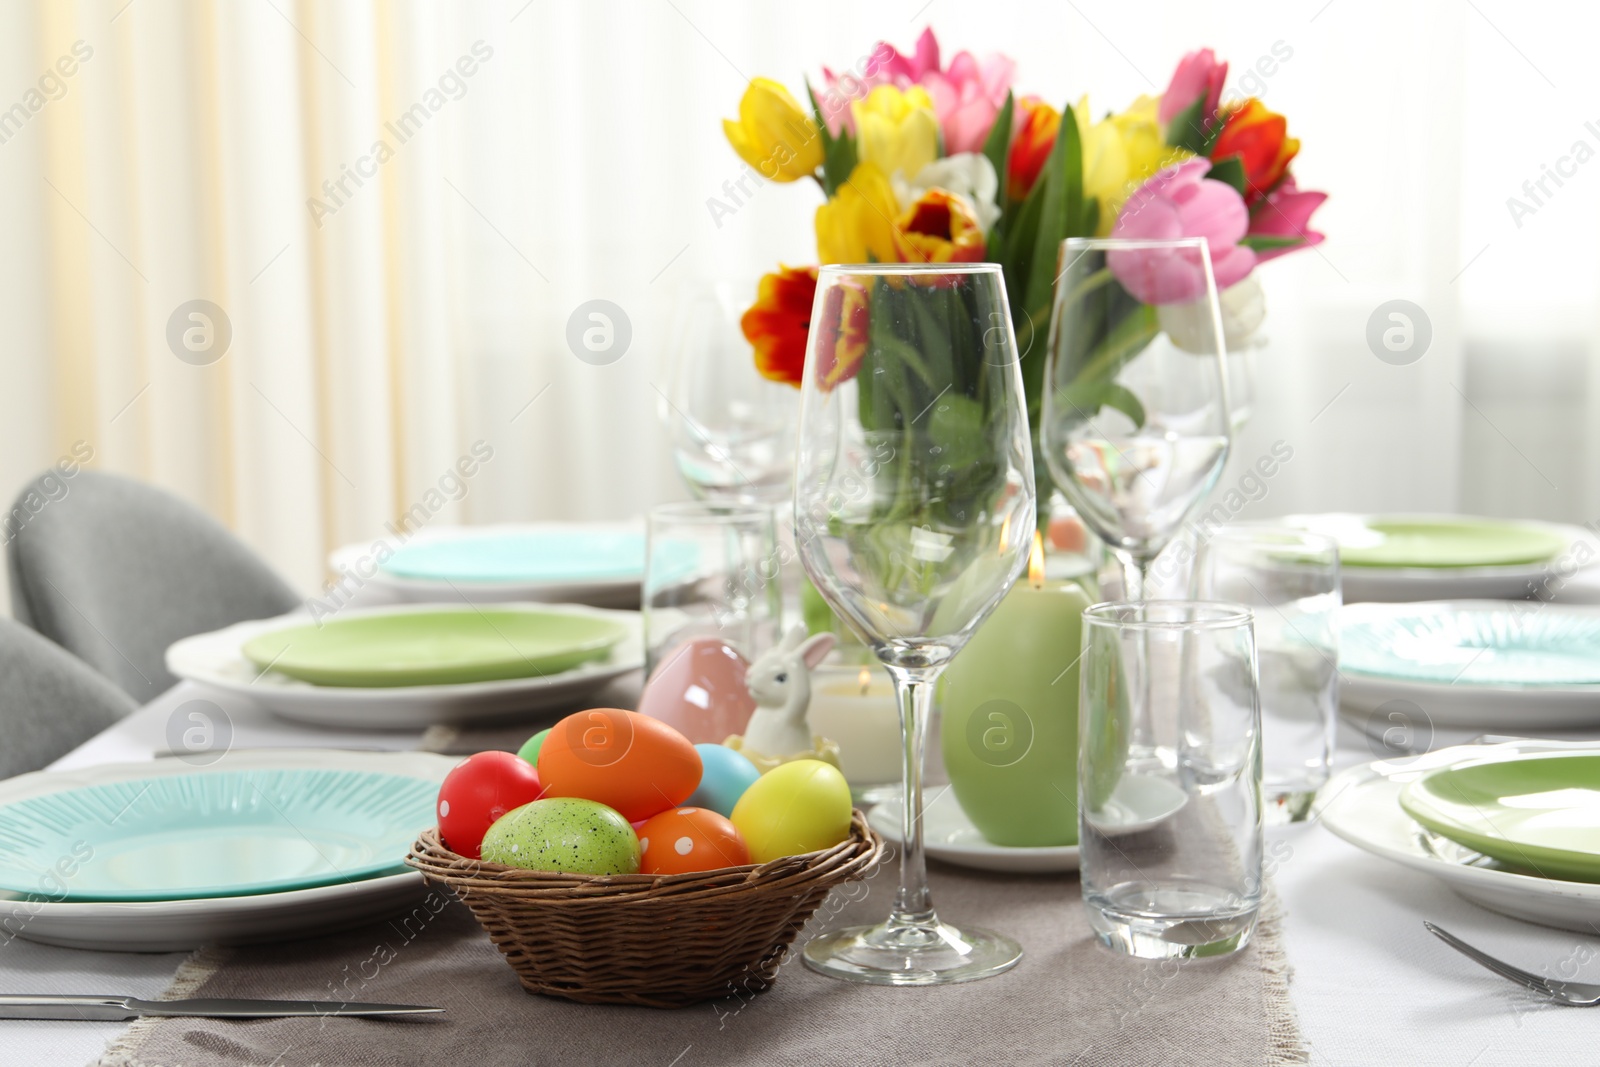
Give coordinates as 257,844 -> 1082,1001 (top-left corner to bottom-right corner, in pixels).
637,806 -> 749,876
516,727 -> 551,766
480,798 -> 640,875
636,637 -> 756,743
730,759 -> 852,863
685,743 -> 761,818
436,751 -> 545,860
537,708 -> 702,822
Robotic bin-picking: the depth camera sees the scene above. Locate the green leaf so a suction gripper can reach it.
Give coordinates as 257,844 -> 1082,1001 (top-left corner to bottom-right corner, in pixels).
1205,155 -> 1247,197
1055,379 -> 1147,428
804,80 -> 834,155
821,133 -> 857,199
906,288 -> 954,389
1240,234 -> 1305,252
1021,100 -> 1083,323
1080,194 -> 1100,238
1166,96 -> 1224,156
1001,175 -> 1046,293
981,91 -> 1015,213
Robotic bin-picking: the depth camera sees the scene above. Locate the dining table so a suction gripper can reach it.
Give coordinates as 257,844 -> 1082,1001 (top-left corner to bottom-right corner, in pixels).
1,685 -> 1596,1066
9,569 -> 1600,1066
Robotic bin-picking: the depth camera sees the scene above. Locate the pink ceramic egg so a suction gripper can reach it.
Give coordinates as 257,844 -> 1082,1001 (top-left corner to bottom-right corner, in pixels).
637,637 -> 756,744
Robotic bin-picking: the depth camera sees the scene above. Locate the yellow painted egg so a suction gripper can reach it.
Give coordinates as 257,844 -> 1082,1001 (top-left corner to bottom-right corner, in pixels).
730,759 -> 852,863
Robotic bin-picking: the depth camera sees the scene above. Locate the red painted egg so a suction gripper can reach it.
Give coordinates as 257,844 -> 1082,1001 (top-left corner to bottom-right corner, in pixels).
436,751 -> 545,859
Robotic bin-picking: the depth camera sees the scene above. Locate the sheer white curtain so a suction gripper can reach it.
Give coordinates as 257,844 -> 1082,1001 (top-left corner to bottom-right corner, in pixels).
0,0 -> 1592,600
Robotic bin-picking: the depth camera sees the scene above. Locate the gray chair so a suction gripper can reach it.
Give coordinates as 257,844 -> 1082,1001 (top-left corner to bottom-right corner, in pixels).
0,617 -> 135,778
7,470 -> 301,703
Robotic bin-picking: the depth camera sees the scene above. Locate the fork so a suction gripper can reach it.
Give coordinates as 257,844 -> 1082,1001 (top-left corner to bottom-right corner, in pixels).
1425,922 -> 1600,1006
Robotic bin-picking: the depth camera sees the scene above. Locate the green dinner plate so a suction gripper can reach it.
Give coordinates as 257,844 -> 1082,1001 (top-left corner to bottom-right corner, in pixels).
1330,517 -> 1566,569
1399,754 -> 1600,883
243,609 -> 628,687
0,768 -> 436,901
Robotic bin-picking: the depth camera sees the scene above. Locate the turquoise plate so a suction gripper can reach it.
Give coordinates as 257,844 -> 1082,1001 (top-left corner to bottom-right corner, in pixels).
380,530 -> 697,585
0,768 -> 436,901
1341,602 -> 1600,687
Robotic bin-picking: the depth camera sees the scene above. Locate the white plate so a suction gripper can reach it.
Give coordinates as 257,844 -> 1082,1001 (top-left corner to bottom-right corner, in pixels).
167,602 -> 643,729
0,750 -> 456,950
865,778 -> 1186,875
868,789 -> 1079,874
1340,674 -> 1600,733
1284,514 -> 1594,604
1317,741 -> 1600,933
330,522 -> 645,609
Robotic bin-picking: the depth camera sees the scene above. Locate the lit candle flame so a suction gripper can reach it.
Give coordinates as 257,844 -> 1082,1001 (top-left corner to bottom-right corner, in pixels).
857,667 -> 871,695
999,511 -> 1013,553
1029,530 -> 1045,590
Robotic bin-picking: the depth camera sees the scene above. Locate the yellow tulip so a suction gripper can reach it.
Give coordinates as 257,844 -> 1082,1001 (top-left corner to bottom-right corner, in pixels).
723,78 -> 825,183
1075,95 -> 1188,234
852,85 -> 939,179
815,162 -> 900,264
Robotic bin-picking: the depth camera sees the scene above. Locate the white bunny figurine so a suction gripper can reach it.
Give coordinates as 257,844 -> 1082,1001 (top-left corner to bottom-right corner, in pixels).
734,625 -> 838,766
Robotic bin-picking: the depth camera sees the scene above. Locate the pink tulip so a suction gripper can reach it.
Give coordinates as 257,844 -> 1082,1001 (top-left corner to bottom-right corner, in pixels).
1108,158 -> 1256,305
883,26 -> 942,83
819,29 -> 1015,154
922,49 -> 1016,154
1158,48 -> 1227,129
1248,177 -> 1328,262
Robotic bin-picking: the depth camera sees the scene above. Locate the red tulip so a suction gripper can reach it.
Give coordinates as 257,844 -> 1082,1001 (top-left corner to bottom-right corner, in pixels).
1007,96 -> 1060,203
741,266 -> 818,388
1211,99 -> 1299,204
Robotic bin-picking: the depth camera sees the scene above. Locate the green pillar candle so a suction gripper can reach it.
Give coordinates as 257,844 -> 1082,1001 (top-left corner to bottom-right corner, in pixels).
940,543 -> 1091,847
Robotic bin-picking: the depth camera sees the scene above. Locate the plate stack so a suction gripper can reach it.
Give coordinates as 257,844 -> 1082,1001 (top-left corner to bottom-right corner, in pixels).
1320,740 -> 1600,934
167,602 -> 643,729
0,750 -> 458,951
1339,600 -> 1600,733
1284,513 -> 1589,604
329,523 -> 678,609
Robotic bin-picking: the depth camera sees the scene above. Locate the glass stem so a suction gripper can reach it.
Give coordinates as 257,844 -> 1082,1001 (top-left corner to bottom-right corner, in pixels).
885,664 -> 939,936
1117,550 -> 1152,602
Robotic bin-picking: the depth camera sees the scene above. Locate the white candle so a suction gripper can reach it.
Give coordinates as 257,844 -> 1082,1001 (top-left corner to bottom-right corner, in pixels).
807,664 -> 901,790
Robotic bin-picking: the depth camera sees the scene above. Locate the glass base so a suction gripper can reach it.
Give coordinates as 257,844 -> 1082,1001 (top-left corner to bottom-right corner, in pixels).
1087,885 -> 1258,960
802,920 -> 1023,986
1262,787 -> 1319,825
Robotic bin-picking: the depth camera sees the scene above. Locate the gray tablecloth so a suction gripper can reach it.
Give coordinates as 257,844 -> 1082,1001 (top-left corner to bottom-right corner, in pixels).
95,858 -> 1302,1067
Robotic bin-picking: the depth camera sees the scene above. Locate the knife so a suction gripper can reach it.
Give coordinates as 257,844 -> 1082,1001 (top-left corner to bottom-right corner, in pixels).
0,994 -> 443,1020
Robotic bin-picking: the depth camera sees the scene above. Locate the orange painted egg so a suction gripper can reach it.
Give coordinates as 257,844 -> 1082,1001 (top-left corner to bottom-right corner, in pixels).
537,708 -> 702,823
637,806 -> 749,875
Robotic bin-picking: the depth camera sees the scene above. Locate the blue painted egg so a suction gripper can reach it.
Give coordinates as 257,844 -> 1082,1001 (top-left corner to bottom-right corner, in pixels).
684,743 -> 761,818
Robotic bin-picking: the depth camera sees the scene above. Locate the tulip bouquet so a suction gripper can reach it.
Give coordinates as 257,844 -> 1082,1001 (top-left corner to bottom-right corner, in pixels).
725,30 -> 1326,482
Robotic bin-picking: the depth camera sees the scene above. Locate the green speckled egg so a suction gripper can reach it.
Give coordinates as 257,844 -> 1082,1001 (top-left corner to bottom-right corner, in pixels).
480,798 -> 640,875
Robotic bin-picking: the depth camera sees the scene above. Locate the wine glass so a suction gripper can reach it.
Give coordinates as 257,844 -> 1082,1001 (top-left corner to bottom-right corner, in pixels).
659,280 -> 797,504
793,263 -> 1036,985
1041,237 -> 1233,600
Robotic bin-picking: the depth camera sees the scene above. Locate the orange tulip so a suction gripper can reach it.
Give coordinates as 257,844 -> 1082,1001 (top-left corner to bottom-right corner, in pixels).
741,266 -> 818,387
893,188 -> 986,263
1007,96 -> 1060,202
1210,99 -> 1299,203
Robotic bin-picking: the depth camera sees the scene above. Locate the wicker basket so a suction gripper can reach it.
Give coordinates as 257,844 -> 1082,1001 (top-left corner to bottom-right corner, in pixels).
405,810 -> 885,1008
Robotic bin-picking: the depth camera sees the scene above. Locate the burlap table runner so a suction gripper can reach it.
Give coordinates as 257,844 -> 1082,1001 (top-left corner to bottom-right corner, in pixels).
92,674 -> 1304,1065
94,855 -> 1302,1067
